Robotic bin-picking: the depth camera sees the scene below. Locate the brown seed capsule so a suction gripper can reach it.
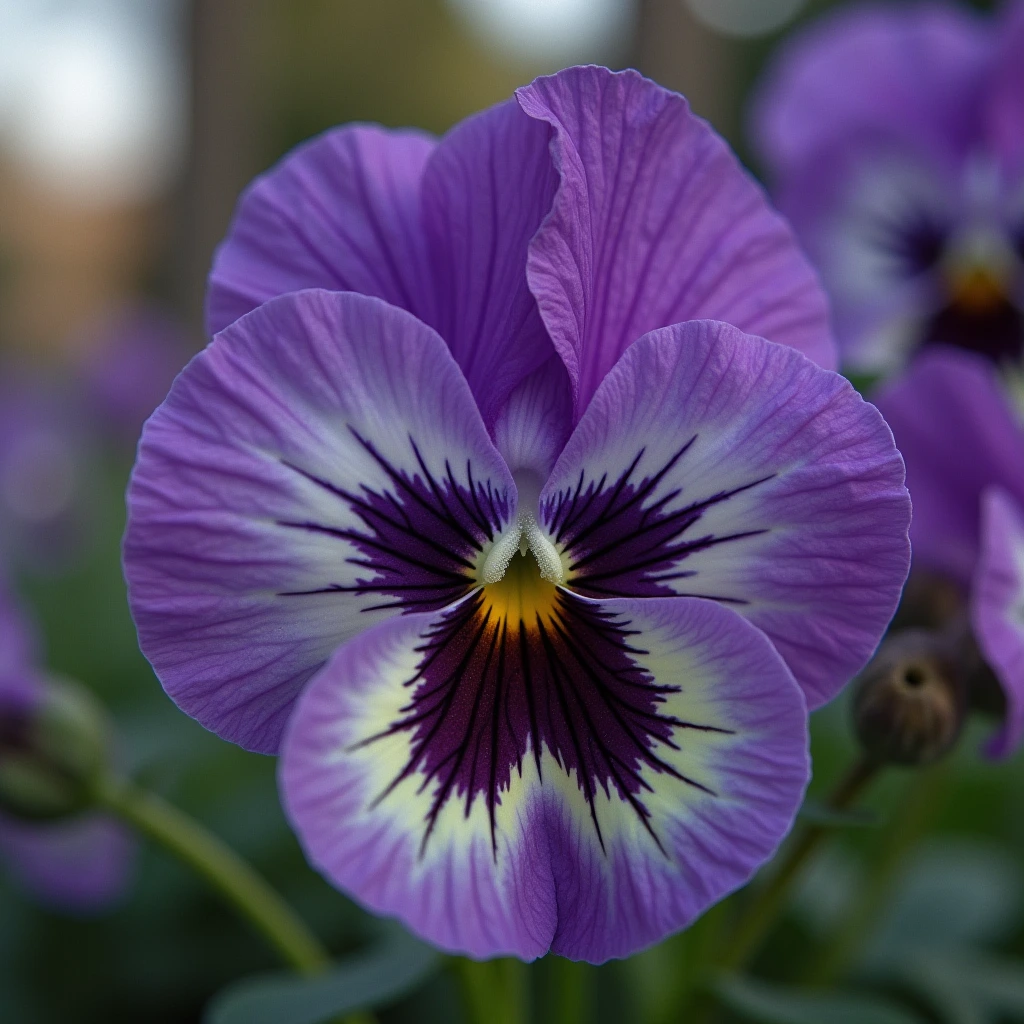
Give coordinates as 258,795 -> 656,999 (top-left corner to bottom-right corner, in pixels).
852,630 -> 967,766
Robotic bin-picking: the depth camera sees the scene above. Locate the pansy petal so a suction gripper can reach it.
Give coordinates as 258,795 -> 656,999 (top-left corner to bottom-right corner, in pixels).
987,0 -> 1024,179
540,319 -> 911,710
751,2 -> 991,178
971,488 -> 1024,759
124,289 -> 515,754
875,348 -> 1024,584
0,812 -> 135,913
420,100 -> 561,427
492,356 -> 574,481
517,65 -> 834,418
206,125 -> 435,335
280,590 -> 807,962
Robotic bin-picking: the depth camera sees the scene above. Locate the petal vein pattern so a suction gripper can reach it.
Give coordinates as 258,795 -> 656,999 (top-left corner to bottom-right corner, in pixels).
124,290 -> 515,754
281,595 -> 809,962
541,320 -> 911,709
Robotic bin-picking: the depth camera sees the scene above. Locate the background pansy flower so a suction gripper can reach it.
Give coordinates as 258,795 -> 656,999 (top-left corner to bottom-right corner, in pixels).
124,66 -> 911,960
751,0 -> 1024,378
877,348 -> 1024,756
0,585 -> 134,913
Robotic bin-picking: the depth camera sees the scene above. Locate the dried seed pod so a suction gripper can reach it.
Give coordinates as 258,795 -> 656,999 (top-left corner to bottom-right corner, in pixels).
852,630 -> 967,766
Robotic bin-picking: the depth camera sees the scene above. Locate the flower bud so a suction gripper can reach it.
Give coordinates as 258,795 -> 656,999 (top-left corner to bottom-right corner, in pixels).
0,677 -> 111,821
852,630 -> 967,766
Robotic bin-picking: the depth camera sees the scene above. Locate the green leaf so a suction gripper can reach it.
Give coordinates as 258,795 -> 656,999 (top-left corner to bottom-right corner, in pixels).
862,840 -> 1022,970
715,975 -> 925,1024
898,951 -> 1024,1024
798,801 -> 882,828
204,927 -> 440,1024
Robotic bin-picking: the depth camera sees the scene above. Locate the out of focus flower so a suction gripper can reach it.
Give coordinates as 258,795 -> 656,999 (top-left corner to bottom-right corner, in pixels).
877,348 -> 1024,755
0,375 -> 95,573
752,1 -> 1024,378
77,304 -> 190,443
0,585 -> 134,913
124,66 -> 911,960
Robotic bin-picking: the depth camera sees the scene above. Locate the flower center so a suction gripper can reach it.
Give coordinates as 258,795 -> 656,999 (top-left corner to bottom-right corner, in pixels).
480,549 -> 558,631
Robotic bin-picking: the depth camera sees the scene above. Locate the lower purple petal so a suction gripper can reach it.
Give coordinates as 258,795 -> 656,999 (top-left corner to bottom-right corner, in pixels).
280,590 -> 808,962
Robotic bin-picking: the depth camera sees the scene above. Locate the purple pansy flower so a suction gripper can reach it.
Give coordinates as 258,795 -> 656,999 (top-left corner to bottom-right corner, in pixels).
78,304 -> 192,444
0,374 -> 95,573
124,67 -> 911,960
0,586 -> 134,913
876,348 -> 1024,755
751,0 -> 1024,376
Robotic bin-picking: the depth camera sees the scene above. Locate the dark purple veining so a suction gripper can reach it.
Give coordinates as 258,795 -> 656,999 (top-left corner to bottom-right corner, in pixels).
356,570 -> 733,857
276,427 -> 509,613
543,440 -> 772,603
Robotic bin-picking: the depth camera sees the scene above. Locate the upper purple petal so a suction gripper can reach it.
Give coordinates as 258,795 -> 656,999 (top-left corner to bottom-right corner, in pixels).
751,1 -> 992,180
874,347 -> 1024,584
540,319 -> 911,710
124,289 -> 515,754
419,100 -> 565,431
206,125 -> 436,336
971,486 -> 1024,759
517,65 -> 836,420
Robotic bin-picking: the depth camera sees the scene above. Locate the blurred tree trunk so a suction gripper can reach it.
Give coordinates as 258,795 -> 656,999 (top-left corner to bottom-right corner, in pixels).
177,0 -> 269,338
631,0 -> 741,144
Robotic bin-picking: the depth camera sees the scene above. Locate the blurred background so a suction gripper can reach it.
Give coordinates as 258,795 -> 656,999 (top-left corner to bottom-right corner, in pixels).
0,1 -> 1018,1022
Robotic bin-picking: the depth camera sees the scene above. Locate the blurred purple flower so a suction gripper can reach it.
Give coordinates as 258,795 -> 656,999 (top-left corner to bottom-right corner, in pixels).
124,67 -> 911,960
0,375 -> 95,573
876,348 -> 1024,755
752,0 -> 1024,376
0,585 -> 134,913
78,304 -> 191,444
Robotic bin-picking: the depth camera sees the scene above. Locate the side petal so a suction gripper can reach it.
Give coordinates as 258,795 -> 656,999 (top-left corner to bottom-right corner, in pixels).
751,2 -> 991,179
124,290 -> 515,754
971,487 -> 1024,759
875,348 -> 1024,584
420,100 -> 562,429
0,813 -> 135,914
540,320 -> 911,710
206,125 -> 435,335
517,65 -> 835,419
279,592 -> 807,962
987,0 -> 1024,180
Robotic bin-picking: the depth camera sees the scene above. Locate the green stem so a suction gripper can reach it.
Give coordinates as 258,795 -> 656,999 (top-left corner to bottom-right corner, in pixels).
95,774 -> 329,975
806,762 -> 947,986
716,755 -> 881,974
454,957 -> 528,1024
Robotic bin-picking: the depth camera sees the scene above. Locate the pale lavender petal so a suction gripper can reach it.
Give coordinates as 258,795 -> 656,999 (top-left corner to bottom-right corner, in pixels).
518,65 -> 835,419
124,289 -> 515,754
875,348 -> 1024,584
540,319 -> 911,710
280,592 -> 807,962
971,487 -> 1024,759
752,2 -> 991,179
420,100 -> 560,428
206,126 -> 435,336
0,812 -> 135,913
